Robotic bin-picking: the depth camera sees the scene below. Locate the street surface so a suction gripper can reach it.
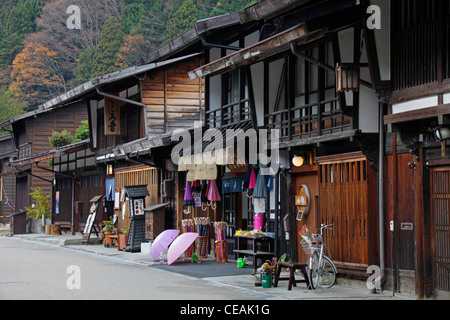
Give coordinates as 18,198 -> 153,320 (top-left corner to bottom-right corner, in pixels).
0,237 -> 257,300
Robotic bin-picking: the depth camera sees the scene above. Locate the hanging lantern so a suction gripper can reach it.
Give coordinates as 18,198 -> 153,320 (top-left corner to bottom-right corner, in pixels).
336,63 -> 359,92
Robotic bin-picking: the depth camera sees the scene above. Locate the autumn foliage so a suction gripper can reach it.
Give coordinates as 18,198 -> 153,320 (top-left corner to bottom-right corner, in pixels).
10,43 -> 66,107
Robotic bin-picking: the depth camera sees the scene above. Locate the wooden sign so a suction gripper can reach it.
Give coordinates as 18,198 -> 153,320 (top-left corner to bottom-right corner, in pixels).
295,185 -> 310,221
82,197 -> 101,245
104,93 -> 121,136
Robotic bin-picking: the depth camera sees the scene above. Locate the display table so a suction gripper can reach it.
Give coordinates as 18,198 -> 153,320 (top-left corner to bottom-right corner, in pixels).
233,235 -> 274,272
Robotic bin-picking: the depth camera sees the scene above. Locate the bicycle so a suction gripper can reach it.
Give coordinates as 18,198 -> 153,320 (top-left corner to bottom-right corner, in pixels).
300,224 -> 337,289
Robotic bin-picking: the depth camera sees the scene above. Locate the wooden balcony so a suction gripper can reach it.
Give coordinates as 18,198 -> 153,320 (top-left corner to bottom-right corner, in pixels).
265,97 -> 354,146
206,99 -> 252,129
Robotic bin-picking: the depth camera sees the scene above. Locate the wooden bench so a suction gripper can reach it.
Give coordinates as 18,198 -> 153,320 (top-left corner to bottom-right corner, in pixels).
108,235 -> 118,247
273,262 -> 310,290
54,221 -> 71,234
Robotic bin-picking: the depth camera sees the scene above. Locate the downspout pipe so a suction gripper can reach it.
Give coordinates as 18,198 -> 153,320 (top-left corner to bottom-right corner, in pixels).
96,88 -> 146,108
378,101 -> 385,292
200,36 -> 242,51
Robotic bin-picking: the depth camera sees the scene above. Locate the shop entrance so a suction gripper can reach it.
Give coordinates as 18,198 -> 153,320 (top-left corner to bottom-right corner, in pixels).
430,167 -> 450,299
222,191 -> 254,256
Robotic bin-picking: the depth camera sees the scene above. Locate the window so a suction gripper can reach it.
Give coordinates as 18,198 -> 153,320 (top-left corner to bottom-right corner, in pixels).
392,0 -> 450,90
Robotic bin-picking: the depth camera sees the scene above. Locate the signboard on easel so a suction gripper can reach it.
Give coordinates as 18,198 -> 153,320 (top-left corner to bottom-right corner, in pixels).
82,195 -> 102,245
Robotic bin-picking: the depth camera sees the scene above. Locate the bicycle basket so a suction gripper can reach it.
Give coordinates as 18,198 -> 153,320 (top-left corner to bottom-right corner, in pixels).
300,235 -> 316,255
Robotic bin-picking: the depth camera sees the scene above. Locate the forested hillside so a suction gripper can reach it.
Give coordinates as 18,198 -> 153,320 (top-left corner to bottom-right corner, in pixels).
0,0 -> 255,132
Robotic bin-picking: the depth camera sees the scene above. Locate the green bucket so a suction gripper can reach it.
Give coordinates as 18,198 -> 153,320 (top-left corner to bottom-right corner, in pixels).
237,258 -> 245,268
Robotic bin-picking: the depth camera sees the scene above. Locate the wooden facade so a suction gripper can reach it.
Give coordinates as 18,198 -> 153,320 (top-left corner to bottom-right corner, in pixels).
3,0 -> 448,299
141,55 -> 205,135
384,0 -> 450,299
0,135 -> 16,224
189,0 -> 384,280
5,101 -> 88,213
87,54 -> 206,234
113,166 -> 159,231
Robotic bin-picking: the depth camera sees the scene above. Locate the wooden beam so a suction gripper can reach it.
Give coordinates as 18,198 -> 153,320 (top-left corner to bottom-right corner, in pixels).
384,104 -> 450,125
238,0 -> 311,23
189,24 -> 328,80
279,129 -> 359,149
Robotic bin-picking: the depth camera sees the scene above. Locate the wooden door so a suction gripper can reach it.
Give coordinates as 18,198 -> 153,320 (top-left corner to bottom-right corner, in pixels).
430,167 -> 450,298
318,153 -> 377,268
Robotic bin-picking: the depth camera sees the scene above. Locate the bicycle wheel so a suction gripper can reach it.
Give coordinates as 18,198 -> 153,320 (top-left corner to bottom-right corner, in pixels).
309,252 -> 320,289
318,255 -> 337,288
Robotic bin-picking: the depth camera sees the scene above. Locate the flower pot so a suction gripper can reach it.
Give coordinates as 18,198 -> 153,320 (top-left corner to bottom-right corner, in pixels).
118,234 -> 128,251
103,232 -> 114,247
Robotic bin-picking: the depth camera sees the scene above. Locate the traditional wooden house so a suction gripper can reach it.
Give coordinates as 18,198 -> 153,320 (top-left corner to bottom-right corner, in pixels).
382,0 -> 450,299
186,0 -> 392,285
0,100 -> 88,219
6,139 -> 99,234
0,135 -> 17,224
33,54 -> 206,235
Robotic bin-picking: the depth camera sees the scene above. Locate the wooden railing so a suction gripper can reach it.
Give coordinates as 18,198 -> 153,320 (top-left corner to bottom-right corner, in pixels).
265,97 -> 352,140
206,99 -> 251,129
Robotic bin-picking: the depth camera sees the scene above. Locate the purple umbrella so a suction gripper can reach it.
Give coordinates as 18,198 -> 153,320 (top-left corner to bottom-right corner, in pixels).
183,180 -> 194,215
151,229 -> 180,261
167,232 -> 199,265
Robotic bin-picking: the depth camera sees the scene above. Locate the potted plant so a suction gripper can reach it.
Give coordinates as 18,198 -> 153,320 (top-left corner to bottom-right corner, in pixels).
118,227 -> 128,251
25,188 -> 51,234
101,217 -> 116,247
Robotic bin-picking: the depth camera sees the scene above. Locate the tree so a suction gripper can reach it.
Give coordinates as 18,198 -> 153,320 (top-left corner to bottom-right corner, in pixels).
49,129 -> 74,148
0,86 -> 26,135
26,0 -> 125,84
116,31 -> 153,68
164,0 -> 205,43
74,120 -> 89,142
91,16 -> 124,77
0,33 -> 24,68
10,43 -> 66,108
72,46 -> 96,88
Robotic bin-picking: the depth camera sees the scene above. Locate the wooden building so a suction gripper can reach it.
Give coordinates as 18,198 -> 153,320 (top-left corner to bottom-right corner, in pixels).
187,0 -> 389,281
383,0 -> 450,299
20,54 -> 208,234
0,100 -> 88,215
7,139 -> 100,233
0,135 -> 17,224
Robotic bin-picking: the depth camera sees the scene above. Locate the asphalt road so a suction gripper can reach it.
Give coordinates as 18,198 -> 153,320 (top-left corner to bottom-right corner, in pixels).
0,236 -> 258,301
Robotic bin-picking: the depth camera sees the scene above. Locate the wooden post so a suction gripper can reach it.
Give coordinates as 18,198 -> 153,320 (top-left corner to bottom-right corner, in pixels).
414,148 -> 425,299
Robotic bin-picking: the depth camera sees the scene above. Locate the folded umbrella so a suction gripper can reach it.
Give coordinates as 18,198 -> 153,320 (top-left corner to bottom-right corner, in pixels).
252,169 -> 267,199
247,168 -> 257,197
183,180 -> 195,206
207,180 -> 221,202
151,229 -> 180,261
167,232 -> 199,265
191,180 -> 201,193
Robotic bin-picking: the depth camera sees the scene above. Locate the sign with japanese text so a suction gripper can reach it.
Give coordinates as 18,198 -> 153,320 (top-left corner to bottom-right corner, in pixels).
104,93 -> 121,136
